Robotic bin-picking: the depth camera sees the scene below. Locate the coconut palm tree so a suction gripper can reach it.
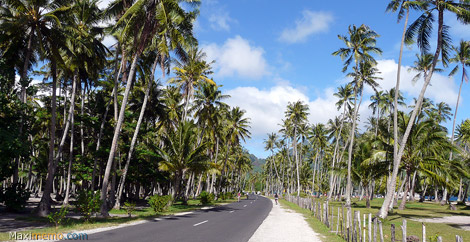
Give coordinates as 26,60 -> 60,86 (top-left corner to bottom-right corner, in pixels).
156,120 -> 210,202
100,0 -> 199,216
169,45 -> 215,120
379,0 -> 470,219
217,107 -> 251,195
264,133 -> 280,193
285,101 -> 309,196
333,24 -> 382,206
447,40 -> 470,201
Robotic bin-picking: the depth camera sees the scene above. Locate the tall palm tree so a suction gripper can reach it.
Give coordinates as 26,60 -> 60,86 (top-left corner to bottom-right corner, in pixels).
100,0 -> 199,216
169,45 -> 215,120
386,1 -> 424,207
379,0 -> 470,218
327,84 -> 354,200
157,121 -> 210,202
333,24 -> 382,206
285,101 -> 309,196
217,107 -> 251,195
264,132 -> 280,193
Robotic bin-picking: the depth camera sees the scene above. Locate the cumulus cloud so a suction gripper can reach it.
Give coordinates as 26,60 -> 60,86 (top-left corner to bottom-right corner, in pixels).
225,85 -> 341,139
363,59 -> 459,106
279,10 -> 334,44
202,36 -> 269,79
209,12 -> 235,31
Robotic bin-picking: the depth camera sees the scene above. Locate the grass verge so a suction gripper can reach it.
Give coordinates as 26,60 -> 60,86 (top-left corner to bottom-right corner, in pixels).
279,198 -> 344,242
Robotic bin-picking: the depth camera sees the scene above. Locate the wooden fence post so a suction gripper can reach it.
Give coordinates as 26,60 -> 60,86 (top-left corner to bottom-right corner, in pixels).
342,204 -> 345,238
337,207 -> 340,235
373,217 -> 377,242
437,236 -> 442,242
379,219 -> 383,242
353,211 -> 358,242
402,219 -> 407,242
456,235 -> 463,242
391,224 -> 395,242
363,214 -> 366,242
369,214 -> 372,242
422,223 -> 426,242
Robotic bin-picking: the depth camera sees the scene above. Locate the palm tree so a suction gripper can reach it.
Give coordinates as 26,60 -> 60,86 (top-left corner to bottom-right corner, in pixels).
285,101 -> 309,196
217,107 -> 251,195
169,45 -> 215,120
379,0 -> 470,218
447,40 -> 470,202
333,24 -> 382,206
327,84 -> 354,200
386,1 -> 424,207
264,133 -> 280,193
156,121 -> 210,202
100,0 -> 199,216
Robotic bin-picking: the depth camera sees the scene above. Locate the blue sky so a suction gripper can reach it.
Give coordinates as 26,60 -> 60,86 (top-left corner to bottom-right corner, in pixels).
99,0 -> 470,158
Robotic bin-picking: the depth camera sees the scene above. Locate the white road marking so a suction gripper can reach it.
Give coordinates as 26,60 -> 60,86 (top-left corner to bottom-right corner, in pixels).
193,220 -> 208,227
229,210 -> 234,213
250,202 -> 253,204
243,205 -> 247,207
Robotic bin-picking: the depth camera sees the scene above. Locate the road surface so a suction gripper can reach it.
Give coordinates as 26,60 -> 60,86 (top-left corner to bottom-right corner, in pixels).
88,195 -> 272,242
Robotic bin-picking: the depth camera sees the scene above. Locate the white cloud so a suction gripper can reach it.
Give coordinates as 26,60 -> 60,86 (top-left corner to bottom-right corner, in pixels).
363,59 -> 459,106
279,10 -> 334,44
209,12 -> 235,31
225,85 -> 341,139
202,36 -> 269,79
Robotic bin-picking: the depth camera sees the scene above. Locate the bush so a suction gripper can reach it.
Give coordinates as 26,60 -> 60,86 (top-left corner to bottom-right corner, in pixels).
0,184 -> 30,212
147,195 -> 171,214
75,191 -> 101,222
299,192 -> 308,198
123,202 -> 136,217
48,206 -> 68,229
199,191 -> 214,205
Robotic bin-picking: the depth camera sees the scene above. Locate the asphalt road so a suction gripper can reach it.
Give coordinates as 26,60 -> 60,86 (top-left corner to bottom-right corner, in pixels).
88,195 -> 272,242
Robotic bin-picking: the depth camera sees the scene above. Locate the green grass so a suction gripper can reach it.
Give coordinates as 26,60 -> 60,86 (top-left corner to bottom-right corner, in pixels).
0,198 -> 238,242
278,198 -> 344,242
298,197 -> 470,242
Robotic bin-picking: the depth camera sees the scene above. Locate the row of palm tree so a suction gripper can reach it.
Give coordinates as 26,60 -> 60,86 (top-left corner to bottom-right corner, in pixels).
1,0 -> 253,217
262,0 -> 470,216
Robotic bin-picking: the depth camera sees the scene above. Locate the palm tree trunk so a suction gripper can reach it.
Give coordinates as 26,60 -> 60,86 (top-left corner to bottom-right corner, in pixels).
328,105 -> 347,200
399,171 -> 411,210
38,69 -> 77,216
114,65 -> 155,209
378,9 -> 444,219
100,51 -> 141,216
63,103 -> 75,206
37,62 -> 57,216
294,127 -> 300,197
346,87 -> 362,207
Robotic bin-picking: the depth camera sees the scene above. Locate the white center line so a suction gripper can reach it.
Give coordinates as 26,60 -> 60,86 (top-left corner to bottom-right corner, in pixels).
243,205 -> 247,207
229,210 -> 234,213
250,202 -> 253,204
193,220 -> 208,227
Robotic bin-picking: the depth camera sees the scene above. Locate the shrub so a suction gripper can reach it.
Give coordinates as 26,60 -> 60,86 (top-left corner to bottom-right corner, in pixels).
48,206 -> 68,229
123,202 -> 136,217
147,195 -> 171,213
75,191 -> 102,222
299,192 -> 308,198
0,184 -> 30,212
199,191 -> 214,205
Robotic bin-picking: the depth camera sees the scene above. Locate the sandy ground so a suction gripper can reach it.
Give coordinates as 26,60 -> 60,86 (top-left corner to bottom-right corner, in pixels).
413,216 -> 470,231
248,199 -> 322,242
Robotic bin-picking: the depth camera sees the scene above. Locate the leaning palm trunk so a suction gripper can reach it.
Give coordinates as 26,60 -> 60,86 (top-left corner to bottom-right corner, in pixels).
63,104 -> 75,205
442,64 -> 466,204
100,52 -> 141,216
37,63 -> 57,216
114,58 -> 157,209
38,70 -> 77,216
328,105 -> 347,200
294,127 -> 300,196
378,9 -> 444,219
